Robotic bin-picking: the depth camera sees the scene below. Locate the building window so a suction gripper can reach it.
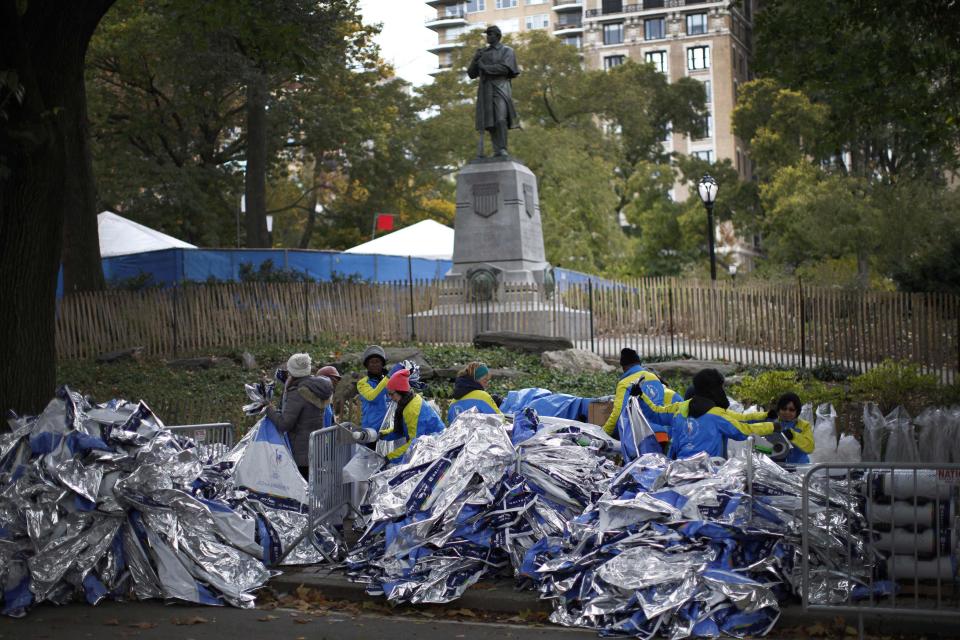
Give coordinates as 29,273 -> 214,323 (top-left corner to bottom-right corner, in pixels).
687,45 -> 710,70
495,0 -> 517,8
696,113 -> 713,139
644,17 -> 665,40
604,55 -> 625,70
702,79 -> 711,104
525,13 -> 549,29
686,13 -> 707,35
525,0 -> 548,4
563,35 -> 582,48
601,0 -> 623,14
466,0 -> 486,11
603,22 -> 623,45
692,150 -> 714,163
496,17 -> 520,33
645,50 -> 667,74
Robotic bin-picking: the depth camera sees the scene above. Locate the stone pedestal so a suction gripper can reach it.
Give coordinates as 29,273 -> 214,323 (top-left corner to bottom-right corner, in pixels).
410,156 -> 588,341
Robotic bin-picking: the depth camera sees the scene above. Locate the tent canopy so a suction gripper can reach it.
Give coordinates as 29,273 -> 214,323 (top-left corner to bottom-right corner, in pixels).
344,219 -> 454,260
98,211 -> 196,257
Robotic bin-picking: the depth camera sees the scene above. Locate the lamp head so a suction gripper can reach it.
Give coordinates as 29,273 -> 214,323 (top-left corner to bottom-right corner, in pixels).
697,174 -> 719,205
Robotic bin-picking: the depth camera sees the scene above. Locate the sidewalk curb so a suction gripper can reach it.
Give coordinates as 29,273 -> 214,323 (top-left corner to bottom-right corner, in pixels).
270,570 -> 950,637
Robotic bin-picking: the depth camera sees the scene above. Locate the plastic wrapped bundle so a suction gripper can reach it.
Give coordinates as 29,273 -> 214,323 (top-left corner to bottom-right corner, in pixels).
0,387 -> 273,617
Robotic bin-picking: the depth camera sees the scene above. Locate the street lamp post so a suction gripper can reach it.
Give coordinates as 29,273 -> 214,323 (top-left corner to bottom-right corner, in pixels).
697,174 -> 719,281
265,214 -> 274,247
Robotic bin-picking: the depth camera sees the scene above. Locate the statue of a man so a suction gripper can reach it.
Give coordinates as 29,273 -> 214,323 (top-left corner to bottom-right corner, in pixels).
467,25 -> 520,158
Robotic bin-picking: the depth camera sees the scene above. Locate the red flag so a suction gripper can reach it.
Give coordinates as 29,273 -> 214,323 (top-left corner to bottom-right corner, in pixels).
375,213 -> 395,232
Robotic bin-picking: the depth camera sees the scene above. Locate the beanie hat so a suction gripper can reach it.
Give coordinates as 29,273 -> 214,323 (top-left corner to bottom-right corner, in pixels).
619,348 -> 641,368
387,369 -> 411,393
362,345 -> 387,366
692,368 -> 729,409
474,364 -> 490,381
286,353 -> 312,378
316,365 -> 341,382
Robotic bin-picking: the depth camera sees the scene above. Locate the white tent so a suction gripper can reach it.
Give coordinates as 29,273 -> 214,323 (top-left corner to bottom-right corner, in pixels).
344,219 -> 454,260
98,211 -> 196,258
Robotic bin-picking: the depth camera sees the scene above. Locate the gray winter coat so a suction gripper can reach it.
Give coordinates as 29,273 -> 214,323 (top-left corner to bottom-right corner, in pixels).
265,375 -> 333,467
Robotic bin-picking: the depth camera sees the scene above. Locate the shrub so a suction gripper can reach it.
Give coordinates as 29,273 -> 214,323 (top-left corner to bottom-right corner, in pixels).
806,361 -> 859,383
850,359 -> 939,413
731,369 -> 843,411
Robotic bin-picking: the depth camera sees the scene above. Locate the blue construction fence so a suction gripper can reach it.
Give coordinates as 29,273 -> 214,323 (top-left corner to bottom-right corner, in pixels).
57,248 -> 608,296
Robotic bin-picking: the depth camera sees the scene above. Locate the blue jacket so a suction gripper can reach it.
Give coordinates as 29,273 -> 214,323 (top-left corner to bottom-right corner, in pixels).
380,394 -> 445,462
357,374 -> 389,429
639,395 -> 776,459
602,364 -> 680,436
448,391 -> 501,423
323,405 -> 335,428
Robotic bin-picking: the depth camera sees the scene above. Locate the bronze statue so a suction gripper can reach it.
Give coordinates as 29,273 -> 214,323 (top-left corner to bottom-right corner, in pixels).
467,25 -> 519,158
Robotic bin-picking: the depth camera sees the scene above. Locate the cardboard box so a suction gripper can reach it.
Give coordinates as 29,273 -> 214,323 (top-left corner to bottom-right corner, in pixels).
587,400 -> 614,427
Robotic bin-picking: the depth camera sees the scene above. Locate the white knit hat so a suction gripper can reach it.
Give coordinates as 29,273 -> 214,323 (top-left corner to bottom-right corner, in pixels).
286,353 -> 312,378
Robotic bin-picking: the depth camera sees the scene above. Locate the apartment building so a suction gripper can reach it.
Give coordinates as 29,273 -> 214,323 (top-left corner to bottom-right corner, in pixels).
426,1 -> 586,73
425,0 -> 760,269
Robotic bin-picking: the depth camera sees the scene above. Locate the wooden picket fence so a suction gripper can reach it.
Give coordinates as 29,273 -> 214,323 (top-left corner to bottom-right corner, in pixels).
55,278 -> 960,381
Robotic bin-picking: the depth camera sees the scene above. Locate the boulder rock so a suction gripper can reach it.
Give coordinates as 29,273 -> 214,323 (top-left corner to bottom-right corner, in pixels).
646,360 -> 737,378
541,349 -> 615,373
473,331 -> 574,354
434,366 -> 524,381
96,347 -> 143,364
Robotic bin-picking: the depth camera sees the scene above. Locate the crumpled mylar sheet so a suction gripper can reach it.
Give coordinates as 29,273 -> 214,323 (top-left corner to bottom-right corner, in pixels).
343,405 -> 879,638
0,385 -> 322,617
344,411 -> 621,605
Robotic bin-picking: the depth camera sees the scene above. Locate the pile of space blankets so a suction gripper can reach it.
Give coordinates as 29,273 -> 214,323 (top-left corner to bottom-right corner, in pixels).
0,386 -> 327,617
345,398 -> 882,638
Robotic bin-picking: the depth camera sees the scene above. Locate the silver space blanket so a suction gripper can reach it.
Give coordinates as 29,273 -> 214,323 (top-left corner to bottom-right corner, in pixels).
0,386 -> 321,617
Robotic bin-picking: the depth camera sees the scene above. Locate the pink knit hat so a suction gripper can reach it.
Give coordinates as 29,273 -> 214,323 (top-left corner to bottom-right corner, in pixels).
386,369 -> 411,393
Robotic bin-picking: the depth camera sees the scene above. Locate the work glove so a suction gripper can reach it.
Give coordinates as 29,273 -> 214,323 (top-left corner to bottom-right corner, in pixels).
772,421 -> 784,433
784,429 -> 794,440
629,383 -> 643,397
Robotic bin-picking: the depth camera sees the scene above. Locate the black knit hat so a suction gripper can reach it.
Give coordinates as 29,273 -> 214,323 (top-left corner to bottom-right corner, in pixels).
619,348 -> 641,368
692,368 -> 729,409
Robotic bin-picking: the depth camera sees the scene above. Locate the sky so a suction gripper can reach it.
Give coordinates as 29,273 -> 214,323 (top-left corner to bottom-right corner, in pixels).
358,0 -> 438,87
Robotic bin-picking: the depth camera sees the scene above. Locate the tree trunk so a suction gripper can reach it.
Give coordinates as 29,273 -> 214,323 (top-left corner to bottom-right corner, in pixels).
244,73 -> 268,248
0,0 -> 115,415
60,29 -> 105,294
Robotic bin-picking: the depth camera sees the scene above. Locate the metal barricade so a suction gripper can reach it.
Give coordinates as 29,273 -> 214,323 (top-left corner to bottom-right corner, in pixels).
306,424 -> 360,561
801,462 -> 960,638
167,422 -> 235,446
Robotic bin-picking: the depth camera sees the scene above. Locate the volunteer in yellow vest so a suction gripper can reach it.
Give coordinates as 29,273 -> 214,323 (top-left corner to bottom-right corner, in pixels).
637,368 -> 781,459
379,369 -> 445,463
602,348 -> 681,437
356,345 -> 389,434
447,362 -> 503,424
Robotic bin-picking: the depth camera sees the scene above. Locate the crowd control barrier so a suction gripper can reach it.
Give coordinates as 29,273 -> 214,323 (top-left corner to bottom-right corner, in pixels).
801,462 -> 960,638
304,425 -> 360,562
168,422 -> 235,447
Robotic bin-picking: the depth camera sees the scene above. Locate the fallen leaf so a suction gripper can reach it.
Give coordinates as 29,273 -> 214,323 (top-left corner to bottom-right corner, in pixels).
104,619 -> 120,626
455,608 -> 476,618
171,616 -> 209,626
806,622 -> 828,636
128,622 -> 157,630
257,615 -> 277,622
294,619 -> 310,625
845,626 -> 859,636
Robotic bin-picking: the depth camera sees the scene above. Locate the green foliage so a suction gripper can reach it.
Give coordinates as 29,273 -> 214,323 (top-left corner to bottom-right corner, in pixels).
849,359 -> 939,413
807,361 -> 860,383
732,370 -> 843,411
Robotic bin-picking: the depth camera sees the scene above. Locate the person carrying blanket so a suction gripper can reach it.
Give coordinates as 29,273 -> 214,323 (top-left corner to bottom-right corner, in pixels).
602,348 -> 680,442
